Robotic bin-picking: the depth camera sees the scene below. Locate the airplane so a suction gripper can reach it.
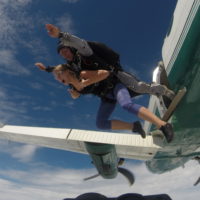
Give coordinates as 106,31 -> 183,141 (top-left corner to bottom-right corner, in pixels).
0,0 -> 200,186
143,0 -> 200,185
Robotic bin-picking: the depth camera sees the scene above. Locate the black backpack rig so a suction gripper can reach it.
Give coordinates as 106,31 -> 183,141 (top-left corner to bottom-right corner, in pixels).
86,41 -> 140,98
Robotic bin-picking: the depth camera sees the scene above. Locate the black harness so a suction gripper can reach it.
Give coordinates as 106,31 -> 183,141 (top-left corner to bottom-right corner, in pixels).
68,53 -> 120,98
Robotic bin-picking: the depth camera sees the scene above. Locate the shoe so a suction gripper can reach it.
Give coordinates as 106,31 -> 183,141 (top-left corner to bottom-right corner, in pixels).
162,85 -> 175,100
160,123 -> 174,143
132,121 -> 146,138
157,61 -> 175,100
149,83 -> 175,100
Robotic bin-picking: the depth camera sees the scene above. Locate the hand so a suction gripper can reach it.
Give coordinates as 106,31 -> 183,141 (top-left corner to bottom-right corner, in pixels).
35,62 -> 46,71
73,79 -> 86,91
45,24 -> 60,38
68,88 -> 80,99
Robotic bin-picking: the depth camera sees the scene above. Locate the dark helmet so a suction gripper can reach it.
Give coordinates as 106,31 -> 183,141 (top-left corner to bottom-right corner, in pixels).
72,193 -> 107,200
57,39 -> 77,55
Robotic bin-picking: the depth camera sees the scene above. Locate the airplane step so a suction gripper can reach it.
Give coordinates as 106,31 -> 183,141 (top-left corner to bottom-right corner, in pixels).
162,87 -> 187,121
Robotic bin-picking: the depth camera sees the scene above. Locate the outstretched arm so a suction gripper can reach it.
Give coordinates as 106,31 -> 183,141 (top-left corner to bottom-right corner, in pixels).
45,24 -> 93,56
45,24 -> 60,38
35,62 -> 46,71
35,62 -> 55,72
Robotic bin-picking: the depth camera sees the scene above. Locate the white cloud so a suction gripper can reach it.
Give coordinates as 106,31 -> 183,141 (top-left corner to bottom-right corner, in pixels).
0,140 -> 38,162
61,0 -> 79,3
0,0 -> 32,76
21,38 -> 51,62
32,106 -> 52,111
0,160 -> 199,200
0,87 -> 31,124
124,65 -> 140,78
0,50 -> 30,75
0,0 -> 54,75
0,0 -> 32,49
65,101 -> 75,108
0,89 -> 7,99
0,0 -> 78,77
55,14 -> 76,34
11,144 -> 38,162
29,82 -> 44,90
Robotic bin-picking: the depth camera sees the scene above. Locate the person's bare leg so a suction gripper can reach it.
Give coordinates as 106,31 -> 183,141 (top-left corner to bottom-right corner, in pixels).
111,108 -> 173,142
138,107 -> 174,143
111,106 -> 167,130
111,119 -> 146,138
111,120 -> 132,130
137,107 -> 166,128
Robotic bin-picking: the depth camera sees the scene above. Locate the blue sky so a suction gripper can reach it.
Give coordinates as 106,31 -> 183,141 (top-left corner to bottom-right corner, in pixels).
0,0 -> 199,200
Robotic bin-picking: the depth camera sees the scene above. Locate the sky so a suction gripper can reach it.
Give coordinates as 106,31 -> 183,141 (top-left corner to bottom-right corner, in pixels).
0,0 -> 199,200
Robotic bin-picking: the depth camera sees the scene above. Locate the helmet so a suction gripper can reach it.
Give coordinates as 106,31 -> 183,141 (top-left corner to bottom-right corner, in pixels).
57,39 -> 77,54
73,193 -> 107,200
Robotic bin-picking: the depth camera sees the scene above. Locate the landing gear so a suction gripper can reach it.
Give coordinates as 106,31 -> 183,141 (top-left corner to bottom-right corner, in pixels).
193,156 -> 200,186
118,158 -> 125,166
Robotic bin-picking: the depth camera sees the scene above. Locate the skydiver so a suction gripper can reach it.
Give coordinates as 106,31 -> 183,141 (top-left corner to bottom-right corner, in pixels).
36,24 -> 175,142
35,62 -> 174,143
45,24 -> 175,101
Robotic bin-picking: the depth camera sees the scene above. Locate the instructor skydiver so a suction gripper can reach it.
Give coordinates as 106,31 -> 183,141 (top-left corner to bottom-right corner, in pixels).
45,23 -> 175,100
35,23 -> 175,142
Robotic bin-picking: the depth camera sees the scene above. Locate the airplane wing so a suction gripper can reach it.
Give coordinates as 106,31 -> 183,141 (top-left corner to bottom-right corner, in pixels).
0,124 -> 163,160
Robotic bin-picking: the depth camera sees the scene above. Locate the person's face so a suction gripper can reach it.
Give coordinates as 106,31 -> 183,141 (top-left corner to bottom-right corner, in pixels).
53,70 -> 69,85
59,47 -> 74,61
